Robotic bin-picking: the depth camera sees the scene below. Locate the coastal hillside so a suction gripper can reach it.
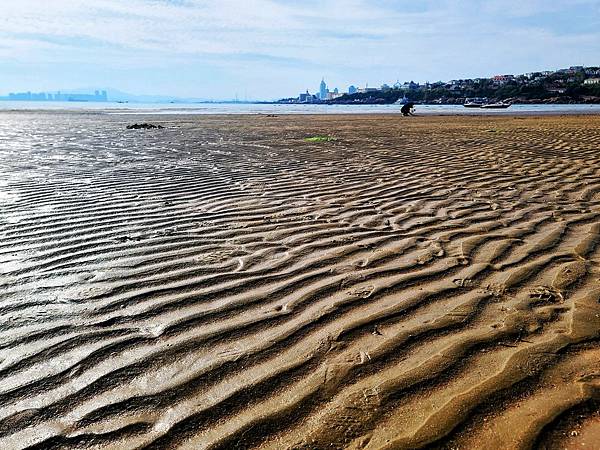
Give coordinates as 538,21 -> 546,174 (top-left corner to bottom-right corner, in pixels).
323,67 -> 600,105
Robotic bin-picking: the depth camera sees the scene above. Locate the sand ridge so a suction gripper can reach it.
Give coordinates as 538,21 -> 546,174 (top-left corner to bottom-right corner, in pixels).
0,113 -> 599,449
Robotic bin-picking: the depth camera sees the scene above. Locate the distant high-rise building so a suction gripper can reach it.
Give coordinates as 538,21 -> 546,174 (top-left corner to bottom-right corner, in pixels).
319,78 -> 328,100
299,90 -> 317,103
348,85 -> 357,94
333,88 -> 339,94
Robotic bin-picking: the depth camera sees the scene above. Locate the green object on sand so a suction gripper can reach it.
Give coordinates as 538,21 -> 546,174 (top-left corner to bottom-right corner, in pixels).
304,135 -> 335,142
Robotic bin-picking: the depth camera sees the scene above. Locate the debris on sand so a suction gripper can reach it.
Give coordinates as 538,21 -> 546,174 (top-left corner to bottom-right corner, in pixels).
304,135 -> 335,142
126,123 -> 164,130
529,286 -> 564,303
453,278 -> 473,287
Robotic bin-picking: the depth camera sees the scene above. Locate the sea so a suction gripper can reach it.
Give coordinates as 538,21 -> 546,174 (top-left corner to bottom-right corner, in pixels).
1,101 -> 600,115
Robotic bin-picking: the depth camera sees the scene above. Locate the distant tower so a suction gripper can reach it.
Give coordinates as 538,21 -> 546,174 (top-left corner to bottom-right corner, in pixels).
348,85 -> 357,94
319,78 -> 327,100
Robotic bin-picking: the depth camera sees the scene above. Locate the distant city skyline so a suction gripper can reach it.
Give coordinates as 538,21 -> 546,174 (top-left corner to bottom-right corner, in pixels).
3,62 -> 600,104
278,65 -> 600,105
2,90 -> 108,102
1,1 -> 599,100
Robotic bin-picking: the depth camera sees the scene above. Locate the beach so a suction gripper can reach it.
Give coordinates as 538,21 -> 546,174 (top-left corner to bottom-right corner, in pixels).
0,112 -> 599,449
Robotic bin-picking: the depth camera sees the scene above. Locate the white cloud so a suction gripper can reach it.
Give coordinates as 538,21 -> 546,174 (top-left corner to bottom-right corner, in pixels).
1,0 -> 599,98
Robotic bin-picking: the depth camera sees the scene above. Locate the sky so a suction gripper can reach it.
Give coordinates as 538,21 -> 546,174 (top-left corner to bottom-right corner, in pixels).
1,0 -> 599,100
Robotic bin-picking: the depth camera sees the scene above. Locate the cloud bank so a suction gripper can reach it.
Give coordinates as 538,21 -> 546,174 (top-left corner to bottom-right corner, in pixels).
1,0 -> 599,98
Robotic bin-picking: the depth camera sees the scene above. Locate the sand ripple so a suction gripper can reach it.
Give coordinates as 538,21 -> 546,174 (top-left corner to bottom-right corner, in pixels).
0,113 -> 599,449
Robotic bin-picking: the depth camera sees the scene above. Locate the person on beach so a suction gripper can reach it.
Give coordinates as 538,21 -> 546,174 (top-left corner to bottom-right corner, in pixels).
401,102 -> 415,116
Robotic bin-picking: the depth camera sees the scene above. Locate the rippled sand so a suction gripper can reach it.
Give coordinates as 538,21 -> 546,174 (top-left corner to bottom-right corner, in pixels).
1,112 -> 599,449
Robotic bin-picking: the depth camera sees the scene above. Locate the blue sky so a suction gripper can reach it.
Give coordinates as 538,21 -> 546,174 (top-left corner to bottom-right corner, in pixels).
1,0 -> 599,100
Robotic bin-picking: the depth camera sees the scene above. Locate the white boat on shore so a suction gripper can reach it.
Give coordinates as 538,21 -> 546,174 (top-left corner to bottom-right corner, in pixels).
464,98 -> 512,109
463,98 -> 487,107
480,101 -> 512,109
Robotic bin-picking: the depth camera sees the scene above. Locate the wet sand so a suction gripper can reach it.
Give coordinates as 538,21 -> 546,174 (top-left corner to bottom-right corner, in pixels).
0,113 -> 599,449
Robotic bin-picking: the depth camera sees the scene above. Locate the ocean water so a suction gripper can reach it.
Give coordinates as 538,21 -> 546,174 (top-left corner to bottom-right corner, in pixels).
0,101 -> 599,115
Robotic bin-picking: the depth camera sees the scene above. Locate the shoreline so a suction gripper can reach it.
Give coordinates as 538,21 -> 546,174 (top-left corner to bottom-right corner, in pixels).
2,110 -> 600,118
2,102 -> 600,117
